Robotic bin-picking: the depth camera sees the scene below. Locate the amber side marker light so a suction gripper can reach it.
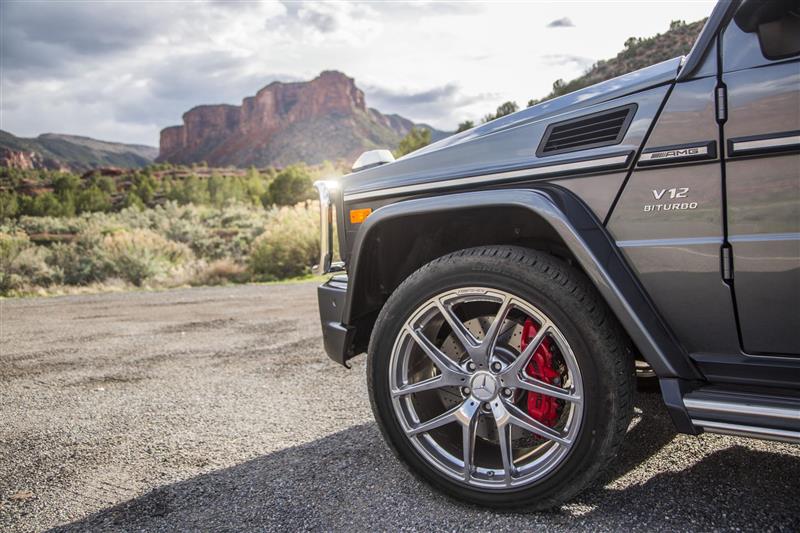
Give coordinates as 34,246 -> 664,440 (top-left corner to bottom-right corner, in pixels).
349,208 -> 372,224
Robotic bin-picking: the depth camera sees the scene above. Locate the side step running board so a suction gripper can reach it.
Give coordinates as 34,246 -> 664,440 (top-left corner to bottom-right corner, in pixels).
691,419 -> 800,444
683,386 -> 800,444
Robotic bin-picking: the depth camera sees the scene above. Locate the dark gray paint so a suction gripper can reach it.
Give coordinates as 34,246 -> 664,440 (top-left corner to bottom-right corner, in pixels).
723,28 -> 800,354
641,76 -> 719,149
607,77 -> 742,355
608,162 -> 741,355
553,173 -> 627,221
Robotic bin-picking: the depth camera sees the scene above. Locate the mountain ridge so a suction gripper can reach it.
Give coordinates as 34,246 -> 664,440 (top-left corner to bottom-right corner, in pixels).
0,130 -> 158,172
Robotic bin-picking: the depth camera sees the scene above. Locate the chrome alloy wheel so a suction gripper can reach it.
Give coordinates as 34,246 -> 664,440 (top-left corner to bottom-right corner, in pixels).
389,287 -> 584,489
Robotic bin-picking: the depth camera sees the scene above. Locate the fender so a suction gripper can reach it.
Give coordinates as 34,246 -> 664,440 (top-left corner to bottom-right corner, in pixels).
342,185 -> 702,383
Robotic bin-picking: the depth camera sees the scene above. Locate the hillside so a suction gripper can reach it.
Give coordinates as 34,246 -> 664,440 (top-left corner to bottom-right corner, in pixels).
157,71 -> 446,168
530,19 -> 705,105
0,130 -> 158,172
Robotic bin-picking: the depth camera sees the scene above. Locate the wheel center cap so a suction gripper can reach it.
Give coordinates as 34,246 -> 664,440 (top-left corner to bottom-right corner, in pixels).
470,371 -> 499,401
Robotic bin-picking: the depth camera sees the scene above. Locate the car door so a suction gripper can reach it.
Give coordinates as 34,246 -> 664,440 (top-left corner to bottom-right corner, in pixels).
721,3 -> 800,355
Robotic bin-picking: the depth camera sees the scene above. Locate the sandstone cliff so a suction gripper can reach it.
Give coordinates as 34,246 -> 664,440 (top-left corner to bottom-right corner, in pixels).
157,71 -> 444,167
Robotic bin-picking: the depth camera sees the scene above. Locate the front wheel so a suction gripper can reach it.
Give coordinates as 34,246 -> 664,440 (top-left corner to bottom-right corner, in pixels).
367,246 -> 634,510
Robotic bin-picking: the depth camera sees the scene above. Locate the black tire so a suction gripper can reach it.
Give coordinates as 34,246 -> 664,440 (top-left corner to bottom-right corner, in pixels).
367,246 -> 635,510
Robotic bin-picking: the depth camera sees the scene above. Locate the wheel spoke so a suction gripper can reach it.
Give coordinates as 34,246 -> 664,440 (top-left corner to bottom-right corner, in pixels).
407,326 -> 465,377
482,295 -> 513,352
436,299 -> 479,354
461,414 -> 478,481
391,375 -> 445,397
407,405 -> 460,436
496,418 -> 514,486
503,401 -> 572,446
515,375 -> 582,404
505,321 -> 551,375
408,398 -> 479,437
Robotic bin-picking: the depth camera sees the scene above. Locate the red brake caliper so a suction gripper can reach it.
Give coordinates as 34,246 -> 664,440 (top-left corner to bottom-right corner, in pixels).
520,319 -> 560,427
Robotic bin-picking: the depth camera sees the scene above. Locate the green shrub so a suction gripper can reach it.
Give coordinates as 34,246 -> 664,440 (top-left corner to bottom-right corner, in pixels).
0,232 -> 31,293
268,165 -> 315,206
101,229 -> 193,286
249,202 -> 319,280
48,231 -> 108,285
22,192 -> 71,217
192,259 -> 248,286
11,246 -> 60,287
76,186 -> 112,214
0,191 -> 19,219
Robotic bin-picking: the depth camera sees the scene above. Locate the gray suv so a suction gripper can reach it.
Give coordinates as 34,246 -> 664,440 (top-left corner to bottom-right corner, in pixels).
314,0 -> 799,509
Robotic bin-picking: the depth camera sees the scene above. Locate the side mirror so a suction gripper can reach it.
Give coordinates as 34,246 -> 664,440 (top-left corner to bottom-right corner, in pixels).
734,0 -> 800,60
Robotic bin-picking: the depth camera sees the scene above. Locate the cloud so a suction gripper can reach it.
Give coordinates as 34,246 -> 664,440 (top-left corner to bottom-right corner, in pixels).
1,1 -> 165,56
271,1 -> 381,45
367,83 -> 461,107
364,83 -> 497,129
541,54 -> 595,70
546,17 -> 575,28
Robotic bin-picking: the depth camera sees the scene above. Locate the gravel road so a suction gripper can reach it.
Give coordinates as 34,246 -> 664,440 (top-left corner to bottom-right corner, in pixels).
1,282 -> 798,532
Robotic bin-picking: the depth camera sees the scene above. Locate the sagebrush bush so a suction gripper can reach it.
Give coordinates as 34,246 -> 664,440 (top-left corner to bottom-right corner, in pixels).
0,232 -> 31,293
249,202 -> 320,280
192,259 -> 248,286
47,230 -> 108,286
11,246 -> 60,287
102,229 -> 193,286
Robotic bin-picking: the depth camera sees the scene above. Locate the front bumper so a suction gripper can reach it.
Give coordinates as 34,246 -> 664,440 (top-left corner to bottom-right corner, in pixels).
317,274 -> 353,366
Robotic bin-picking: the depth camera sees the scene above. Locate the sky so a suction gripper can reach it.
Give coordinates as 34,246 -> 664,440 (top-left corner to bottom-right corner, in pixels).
0,0 -> 715,147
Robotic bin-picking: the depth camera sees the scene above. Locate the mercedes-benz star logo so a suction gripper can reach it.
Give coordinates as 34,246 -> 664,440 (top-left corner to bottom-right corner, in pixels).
470,372 -> 498,401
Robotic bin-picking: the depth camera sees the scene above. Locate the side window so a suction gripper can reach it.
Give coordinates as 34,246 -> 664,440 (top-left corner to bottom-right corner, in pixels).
723,0 -> 800,72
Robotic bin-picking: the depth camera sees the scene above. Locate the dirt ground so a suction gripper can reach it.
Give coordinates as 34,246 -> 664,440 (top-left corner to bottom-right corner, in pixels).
1,282 -> 798,532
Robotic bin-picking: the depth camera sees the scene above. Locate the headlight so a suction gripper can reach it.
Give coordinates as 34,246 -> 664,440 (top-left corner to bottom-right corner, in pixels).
313,180 -> 344,274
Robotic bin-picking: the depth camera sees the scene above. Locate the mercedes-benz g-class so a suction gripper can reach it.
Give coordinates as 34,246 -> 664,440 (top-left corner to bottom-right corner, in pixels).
314,0 -> 799,509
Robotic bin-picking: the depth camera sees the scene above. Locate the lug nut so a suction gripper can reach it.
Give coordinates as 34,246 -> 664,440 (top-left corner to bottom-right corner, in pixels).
482,403 -> 492,412
491,361 -> 503,372
461,387 -> 471,396
502,388 -> 513,398
466,362 -> 477,372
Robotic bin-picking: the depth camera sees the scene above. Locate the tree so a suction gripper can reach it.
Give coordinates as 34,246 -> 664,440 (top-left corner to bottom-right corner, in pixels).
669,20 -> 686,31
76,186 -> 112,213
52,173 -> 80,196
123,191 -> 146,210
30,192 -> 65,217
456,120 -> 474,133
551,79 -> 569,97
178,175 -> 210,205
481,101 -> 519,123
89,174 -> 116,195
131,172 -> 157,205
395,127 -> 431,157
0,191 -> 19,219
495,101 -> 519,118
268,165 -> 315,206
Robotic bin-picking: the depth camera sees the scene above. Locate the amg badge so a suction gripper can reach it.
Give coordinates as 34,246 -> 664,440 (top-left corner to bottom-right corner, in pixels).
637,142 -> 715,167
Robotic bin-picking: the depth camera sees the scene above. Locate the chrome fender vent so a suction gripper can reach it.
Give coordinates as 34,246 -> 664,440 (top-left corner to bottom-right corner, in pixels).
537,104 -> 637,157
